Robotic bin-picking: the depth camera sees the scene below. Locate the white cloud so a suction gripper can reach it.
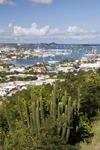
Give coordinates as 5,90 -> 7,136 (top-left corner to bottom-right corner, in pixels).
0,0 -> 16,6
13,22 -> 49,36
1,23 -> 100,43
0,0 -> 6,4
49,26 -> 98,36
8,23 -> 12,28
28,0 -> 53,4
49,28 -> 64,35
67,26 -> 97,35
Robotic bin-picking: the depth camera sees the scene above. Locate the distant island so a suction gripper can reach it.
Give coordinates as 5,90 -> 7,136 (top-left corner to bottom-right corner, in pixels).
0,43 -> 100,48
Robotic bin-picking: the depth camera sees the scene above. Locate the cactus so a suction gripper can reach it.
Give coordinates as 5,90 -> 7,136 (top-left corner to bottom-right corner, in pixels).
50,90 -> 53,116
61,113 -> 66,138
30,113 -> 33,130
66,128 -> 70,142
36,107 -> 40,134
58,103 -> 60,120
31,93 -> 33,103
77,87 -> 81,111
50,101 -> 53,116
31,93 -> 35,103
57,103 -> 61,134
40,95 -> 44,125
64,91 -> 67,106
67,97 -> 71,126
65,105 -> 68,116
51,90 -> 53,102
37,99 -> 39,108
18,96 -> 24,128
40,88 -> 42,97
61,96 -> 64,113
24,100 -> 30,127
4,84 -> 81,144
77,87 -> 81,113
32,102 -> 36,130
53,85 -> 56,121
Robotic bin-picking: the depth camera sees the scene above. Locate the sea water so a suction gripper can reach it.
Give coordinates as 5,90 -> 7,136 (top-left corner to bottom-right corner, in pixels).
6,45 -> 100,66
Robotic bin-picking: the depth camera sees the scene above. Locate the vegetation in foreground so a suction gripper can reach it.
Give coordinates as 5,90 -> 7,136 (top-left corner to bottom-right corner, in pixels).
1,70 -> 100,149
79,119 -> 100,150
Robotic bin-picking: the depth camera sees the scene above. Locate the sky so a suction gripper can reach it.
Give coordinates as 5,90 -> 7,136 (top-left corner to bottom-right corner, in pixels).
0,0 -> 100,44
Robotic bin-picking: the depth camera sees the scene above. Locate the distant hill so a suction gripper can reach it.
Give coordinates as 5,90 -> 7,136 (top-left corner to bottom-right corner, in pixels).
29,42 -> 60,46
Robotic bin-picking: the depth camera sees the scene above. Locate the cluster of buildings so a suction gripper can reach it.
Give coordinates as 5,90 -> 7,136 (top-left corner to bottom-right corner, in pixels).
2,57 -> 100,97
0,48 -> 36,61
0,66 -> 25,73
47,58 -> 100,73
0,78 -> 64,96
1,47 -> 100,96
85,51 -> 100,56
29,66 -> 46,72
0,47 -> 72,61
6,74 -> 49,80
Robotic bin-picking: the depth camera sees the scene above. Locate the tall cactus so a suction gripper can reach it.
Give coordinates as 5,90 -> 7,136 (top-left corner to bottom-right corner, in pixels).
61,113 -> 66,138
53,85 -> 56,121
50,90 -> 53,116
31,93 -> 35,103
4,85 -> 81,145
36,107 -> 40,134
32,102 -> 36,130
77,87 -> 81,112
18,96 -> 24,128
67,96 -> 71,126
61,96 -> 64,113
30,113 -> 33,131
64,91 -> 67,106
24,100 -> 30,127
57,103 -> 61,134
50,101 -> 53,116
40,95 -> 44,125
66,128 -> 70,142
61,105 -> 68,138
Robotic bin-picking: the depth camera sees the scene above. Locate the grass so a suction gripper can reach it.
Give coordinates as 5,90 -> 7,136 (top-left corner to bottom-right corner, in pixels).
79,120 -> 100,150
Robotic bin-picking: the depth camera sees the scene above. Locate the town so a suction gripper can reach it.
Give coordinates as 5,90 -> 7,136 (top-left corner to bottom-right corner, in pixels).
0,47 -> 100,96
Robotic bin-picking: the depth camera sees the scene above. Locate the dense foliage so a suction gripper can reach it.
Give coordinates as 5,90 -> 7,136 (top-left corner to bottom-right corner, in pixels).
1,70 -> 100,149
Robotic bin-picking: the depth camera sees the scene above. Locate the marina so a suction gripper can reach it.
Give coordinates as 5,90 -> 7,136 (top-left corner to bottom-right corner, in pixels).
4,45 -> 100,66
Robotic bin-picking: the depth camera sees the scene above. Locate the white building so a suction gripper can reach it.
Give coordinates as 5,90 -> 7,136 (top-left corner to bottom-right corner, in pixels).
57,67 -> 75,72
80,63 -> 100,69
10,67 -> 25,72
0,88 -> 7,96
3,85 -> 16,91
11,56 -> 17,60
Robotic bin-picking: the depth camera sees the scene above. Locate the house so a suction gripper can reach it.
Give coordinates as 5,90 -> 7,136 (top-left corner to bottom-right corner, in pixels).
11,56 -> 17,60
56,67 -> 75,73
4,85 -> 16,91
36,74 -> 49,80
34,80 -> 44,85
80,63 -> 100,69
48,61 -> 60,64
10,67 -> 25,72
0,88 -> 8,96
14,81 -> 26,89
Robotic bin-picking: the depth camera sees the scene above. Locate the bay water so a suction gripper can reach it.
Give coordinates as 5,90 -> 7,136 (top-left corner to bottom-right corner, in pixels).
6,45 -> 100,66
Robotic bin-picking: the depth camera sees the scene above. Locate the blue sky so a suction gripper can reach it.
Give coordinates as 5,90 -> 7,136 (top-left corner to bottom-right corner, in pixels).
0,0 -> 100,44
